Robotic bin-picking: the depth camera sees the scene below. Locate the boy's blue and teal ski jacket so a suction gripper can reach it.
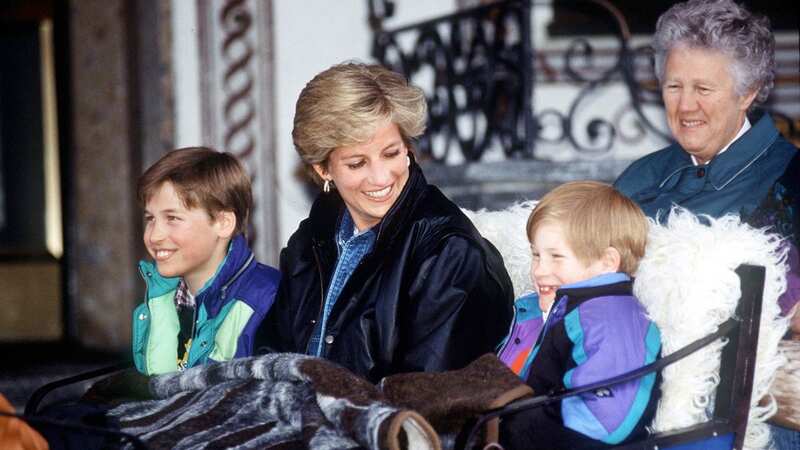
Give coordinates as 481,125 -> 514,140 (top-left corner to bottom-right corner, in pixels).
132,235 -> 280,375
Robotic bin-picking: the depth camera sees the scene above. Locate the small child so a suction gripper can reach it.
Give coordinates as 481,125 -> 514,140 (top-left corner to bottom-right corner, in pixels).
133,147 -> 280,375
498,181 -> 661,449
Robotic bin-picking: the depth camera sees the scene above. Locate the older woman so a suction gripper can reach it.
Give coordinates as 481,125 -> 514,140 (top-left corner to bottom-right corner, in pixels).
614,1 -> 799,447
615,0 -> 797,219
255,62 -> 514,382
615,0 -> 798,313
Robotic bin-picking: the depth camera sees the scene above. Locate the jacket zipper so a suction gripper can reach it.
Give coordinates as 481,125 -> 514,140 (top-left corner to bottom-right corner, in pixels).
496,299 -> 519,355
137,265 -> 152,373
219,253 -> 254,301
187,253 -> 255,367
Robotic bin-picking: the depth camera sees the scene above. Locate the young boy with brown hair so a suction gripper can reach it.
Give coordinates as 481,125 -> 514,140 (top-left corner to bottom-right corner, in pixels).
498,181 -> 661,449
133,147 -> 280,375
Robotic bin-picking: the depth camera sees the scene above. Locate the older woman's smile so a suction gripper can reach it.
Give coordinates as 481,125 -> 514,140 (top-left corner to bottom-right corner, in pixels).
679,119 -> 704,128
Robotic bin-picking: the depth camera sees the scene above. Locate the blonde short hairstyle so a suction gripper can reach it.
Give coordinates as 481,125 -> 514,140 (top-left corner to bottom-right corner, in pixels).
292,62 -> 427,184
526,181 -> 648,275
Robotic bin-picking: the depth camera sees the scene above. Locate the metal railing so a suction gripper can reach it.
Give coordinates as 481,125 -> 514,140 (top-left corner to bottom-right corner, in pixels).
368,0 -> 671,162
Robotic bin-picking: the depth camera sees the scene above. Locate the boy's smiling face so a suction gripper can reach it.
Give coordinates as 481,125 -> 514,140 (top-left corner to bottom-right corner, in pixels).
530,222 -> 611,313
143,182 -> 234,294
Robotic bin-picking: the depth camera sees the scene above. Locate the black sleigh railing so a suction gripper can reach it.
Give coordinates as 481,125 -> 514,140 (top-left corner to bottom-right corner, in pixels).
459,264 -> 765,450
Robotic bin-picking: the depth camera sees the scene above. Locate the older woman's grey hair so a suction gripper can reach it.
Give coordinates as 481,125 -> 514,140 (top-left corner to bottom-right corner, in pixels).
653,0 -> 775,104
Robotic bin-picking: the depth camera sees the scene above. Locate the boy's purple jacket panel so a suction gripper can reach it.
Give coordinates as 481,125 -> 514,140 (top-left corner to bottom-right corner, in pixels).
498,273 -> 662,445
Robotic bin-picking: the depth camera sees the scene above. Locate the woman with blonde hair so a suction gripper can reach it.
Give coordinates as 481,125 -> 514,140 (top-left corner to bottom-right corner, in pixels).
256,62 -> 514,382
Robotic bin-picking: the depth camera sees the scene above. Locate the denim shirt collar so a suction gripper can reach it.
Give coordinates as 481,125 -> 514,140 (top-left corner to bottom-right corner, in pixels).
308,209 -> 376,356
336,209 -> 376,254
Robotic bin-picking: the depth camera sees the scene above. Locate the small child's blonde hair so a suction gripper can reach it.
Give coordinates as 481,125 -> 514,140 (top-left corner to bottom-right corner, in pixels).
526,181 -> 648,275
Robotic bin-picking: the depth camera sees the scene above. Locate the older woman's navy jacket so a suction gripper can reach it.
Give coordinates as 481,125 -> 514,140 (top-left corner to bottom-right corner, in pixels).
615,112 -> 800,316
255,158 -> 514,382
614,113 -> 796,221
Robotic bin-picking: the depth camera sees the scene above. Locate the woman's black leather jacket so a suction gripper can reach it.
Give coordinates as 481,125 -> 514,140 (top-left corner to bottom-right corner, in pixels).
255,159 -> 514,382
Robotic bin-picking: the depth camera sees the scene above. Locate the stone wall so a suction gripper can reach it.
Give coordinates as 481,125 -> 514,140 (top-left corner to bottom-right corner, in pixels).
67,0 -> 173,350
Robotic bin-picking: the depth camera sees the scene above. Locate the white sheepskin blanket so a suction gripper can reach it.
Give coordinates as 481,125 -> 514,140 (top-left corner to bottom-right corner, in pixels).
466,204 -> 789,450
463,201 -> 536,298
636,209 -> 789,450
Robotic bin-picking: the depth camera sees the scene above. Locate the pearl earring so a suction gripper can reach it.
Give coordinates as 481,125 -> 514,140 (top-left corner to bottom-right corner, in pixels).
406,155 -> 411,167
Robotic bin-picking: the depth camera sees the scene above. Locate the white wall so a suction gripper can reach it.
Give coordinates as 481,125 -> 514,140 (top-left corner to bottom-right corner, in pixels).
171,0 -> 202,147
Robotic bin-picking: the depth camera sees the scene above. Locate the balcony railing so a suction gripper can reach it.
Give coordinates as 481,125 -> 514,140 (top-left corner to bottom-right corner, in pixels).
369,0 -> 670,163
367,0 -> 799,208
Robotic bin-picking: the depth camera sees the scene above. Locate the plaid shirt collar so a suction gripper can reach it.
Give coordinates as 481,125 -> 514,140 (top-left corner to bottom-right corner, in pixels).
174,279 -> 195,308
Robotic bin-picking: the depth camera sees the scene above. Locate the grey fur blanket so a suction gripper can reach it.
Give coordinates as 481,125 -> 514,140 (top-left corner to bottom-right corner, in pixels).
103,353 -> 530,450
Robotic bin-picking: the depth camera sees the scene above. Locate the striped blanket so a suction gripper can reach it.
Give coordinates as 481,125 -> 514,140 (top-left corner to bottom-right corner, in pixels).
103,353 -> 530,450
